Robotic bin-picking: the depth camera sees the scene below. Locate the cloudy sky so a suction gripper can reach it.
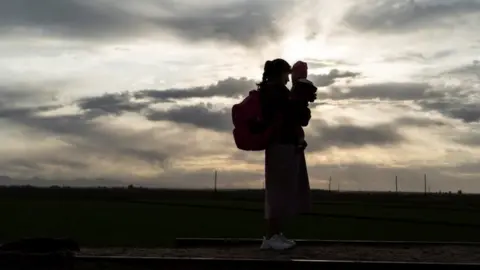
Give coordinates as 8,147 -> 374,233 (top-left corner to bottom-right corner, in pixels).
1,0 -> 480,192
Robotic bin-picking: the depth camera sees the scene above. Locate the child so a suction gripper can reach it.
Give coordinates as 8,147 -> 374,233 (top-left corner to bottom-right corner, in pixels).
290,61 -> 317,150
291,61 -> 317,104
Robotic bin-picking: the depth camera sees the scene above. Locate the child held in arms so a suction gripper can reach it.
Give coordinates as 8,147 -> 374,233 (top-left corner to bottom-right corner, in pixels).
290,61 -> 317,150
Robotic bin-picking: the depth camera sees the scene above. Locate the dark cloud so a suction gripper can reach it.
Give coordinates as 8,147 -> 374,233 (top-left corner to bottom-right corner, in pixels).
316,81 -> 479,123
77,92 -> 150,117
394,116 -> 448,127
0,91 -> 172,169
0,87 -> 62,118
12,113 -> 170,165
74,77 -> 257,129
319,82 -> 441,101
0,0 -> 133,40
146,104 -> 232,132
0,114 -> 177,180
135,70 -> 360,103
0,84 -> 59,106
0,105 -> 58,119
73,77 -> 467,145
0,0 -> 290,47
308,69 -> 360,87
150,0 -> 288,46
78,70 -> 361,116
415,63 -> 480,123
446,62 -> 480,80
419,100 -> 480,123
344,0 -> 480,33
135,77 -> 255,102
304,115 -> 454,152
65,87 -> 407,152
142,104 -> 448,152
307,120 -> 404,152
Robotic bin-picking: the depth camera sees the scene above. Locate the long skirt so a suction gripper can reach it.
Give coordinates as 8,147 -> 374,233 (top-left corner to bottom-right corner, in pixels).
264,144 -> 311,219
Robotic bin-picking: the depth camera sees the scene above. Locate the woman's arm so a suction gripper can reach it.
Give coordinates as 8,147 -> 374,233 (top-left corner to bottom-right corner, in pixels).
288,100 -> 311,127
260,85 -> 289,124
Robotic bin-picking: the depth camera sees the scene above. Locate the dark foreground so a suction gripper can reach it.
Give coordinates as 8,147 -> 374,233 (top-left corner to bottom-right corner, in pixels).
3,246 -> 480,270
1,186 -> 480,247
3,187 -> 480,268
79,244 -> 480,263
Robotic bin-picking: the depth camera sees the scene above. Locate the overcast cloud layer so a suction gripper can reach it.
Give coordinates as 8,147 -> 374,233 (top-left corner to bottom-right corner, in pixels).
1,0 -> 480,192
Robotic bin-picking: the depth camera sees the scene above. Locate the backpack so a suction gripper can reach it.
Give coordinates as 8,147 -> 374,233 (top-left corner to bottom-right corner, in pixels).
231,90 -> 279,151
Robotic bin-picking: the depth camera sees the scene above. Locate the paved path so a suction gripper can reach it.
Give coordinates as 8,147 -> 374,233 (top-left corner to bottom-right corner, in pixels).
80,245 -> 480,263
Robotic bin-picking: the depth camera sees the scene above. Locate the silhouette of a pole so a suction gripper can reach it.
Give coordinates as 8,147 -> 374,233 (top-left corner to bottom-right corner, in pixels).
214,170 -> 217,193
328,176 -> 332,192
395,175 -> 398,193
424,174 -> 427,195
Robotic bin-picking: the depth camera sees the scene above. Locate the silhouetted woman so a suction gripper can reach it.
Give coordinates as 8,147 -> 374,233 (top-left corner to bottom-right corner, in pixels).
258,58 -> 313,250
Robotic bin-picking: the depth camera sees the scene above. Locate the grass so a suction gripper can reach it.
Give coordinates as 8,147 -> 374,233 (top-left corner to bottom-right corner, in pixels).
1,187 -> 480,247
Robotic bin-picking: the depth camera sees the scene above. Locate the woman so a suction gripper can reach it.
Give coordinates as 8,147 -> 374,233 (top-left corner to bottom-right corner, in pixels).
258,58 -> 313,250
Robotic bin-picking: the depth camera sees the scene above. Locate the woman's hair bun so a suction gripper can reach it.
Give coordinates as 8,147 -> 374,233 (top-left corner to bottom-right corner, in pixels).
264,60 -> 273,71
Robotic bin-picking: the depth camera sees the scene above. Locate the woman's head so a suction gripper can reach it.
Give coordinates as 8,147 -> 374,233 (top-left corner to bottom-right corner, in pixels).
262,58 -> 291,85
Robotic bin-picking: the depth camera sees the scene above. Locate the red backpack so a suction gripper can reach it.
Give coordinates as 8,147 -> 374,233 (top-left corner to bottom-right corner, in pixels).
231,90 -> 279,151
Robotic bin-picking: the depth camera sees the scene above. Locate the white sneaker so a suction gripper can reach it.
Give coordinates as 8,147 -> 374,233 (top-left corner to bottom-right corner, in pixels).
260,234 -> 295,250
279,233 -> 296,246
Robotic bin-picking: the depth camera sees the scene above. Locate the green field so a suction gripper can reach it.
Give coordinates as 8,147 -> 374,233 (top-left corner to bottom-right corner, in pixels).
1,187 -> 480,247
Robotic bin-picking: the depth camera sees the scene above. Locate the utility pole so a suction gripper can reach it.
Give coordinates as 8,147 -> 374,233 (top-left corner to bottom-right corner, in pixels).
328,176 -> 332,192
395,175 -> 398,193
424,174 -> 427,195
337,183 -> 340,192
214,170 -> 218,193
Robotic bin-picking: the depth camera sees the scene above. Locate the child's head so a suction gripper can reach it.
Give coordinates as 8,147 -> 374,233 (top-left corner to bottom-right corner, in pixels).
292,61 -> 308,81
291,61 -> 317,103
